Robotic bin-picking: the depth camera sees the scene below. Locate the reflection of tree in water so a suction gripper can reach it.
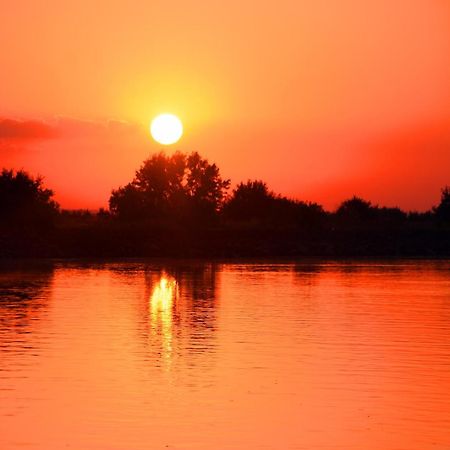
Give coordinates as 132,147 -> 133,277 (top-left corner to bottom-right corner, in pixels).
292,263 -> 323,296
0,263 -> 54,346
144,263 -> 219,368
292,263 -> 323,280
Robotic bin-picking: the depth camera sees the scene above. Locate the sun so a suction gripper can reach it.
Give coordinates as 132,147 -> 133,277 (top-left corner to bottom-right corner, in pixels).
150,114 -> 183,145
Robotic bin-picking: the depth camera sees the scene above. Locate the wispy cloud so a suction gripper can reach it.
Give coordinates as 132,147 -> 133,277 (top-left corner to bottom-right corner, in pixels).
0,118 -> 58,141
0,115 -> 153,208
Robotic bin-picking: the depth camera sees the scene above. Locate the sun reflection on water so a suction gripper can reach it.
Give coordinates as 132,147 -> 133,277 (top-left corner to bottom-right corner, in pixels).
150,275 -> 178,366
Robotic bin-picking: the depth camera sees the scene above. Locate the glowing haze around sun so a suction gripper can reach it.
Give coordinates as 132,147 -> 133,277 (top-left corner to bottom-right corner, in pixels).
150,114 -> 183,145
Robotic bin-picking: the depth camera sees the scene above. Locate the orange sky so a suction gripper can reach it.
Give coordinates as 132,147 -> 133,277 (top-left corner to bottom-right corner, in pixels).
0,0 -> 449,210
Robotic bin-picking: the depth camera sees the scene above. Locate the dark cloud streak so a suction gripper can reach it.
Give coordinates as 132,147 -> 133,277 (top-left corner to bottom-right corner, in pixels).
0,118 -> 58,141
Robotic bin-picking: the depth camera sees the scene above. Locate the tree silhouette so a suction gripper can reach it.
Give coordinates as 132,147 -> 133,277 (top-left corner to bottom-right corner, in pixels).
377,206 -> 407,223
224,180 -> 275,221
0,169 -> 59,229
109,151 -> 229,222
224,179 -> 325,228
434,186 -> 450,222
184,152 -> 230,219
336,196 -> 375,222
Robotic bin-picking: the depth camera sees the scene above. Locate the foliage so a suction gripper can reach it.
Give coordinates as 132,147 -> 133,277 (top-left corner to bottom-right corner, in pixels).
224,179 -> 326,228
434,186 -> 450,222
335,196 -> 408,228
0,156 -> 448,257
336,196 -> 375,221
224,180 -> 274,221
0,169 -> 59,229
109,151 -> 230,222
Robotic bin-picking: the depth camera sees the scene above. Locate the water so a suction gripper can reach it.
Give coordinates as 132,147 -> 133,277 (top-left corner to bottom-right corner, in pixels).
0,260 -> 449,450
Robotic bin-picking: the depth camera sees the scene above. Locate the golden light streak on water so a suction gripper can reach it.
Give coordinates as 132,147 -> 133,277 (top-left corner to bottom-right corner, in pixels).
150,274 -> 178,367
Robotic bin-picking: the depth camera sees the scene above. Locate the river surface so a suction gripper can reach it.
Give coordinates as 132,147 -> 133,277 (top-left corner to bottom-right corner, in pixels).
0,260 -> 449,450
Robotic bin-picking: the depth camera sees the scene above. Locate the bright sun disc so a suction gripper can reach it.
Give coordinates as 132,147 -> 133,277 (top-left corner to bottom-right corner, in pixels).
150,114 -> 183,145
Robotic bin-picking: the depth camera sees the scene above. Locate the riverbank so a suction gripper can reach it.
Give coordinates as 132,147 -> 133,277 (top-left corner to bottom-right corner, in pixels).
1,219 -> 449,258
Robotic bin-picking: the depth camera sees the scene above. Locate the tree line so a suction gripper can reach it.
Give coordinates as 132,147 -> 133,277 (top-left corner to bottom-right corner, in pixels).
0,151 -> 449,257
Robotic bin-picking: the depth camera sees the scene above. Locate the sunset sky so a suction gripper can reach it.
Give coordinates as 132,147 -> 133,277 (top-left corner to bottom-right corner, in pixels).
1,0 -> 449,210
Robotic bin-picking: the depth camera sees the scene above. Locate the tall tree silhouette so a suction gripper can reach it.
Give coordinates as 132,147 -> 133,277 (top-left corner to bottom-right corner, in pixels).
184,152 -> 230,219
109,152 -> 229,221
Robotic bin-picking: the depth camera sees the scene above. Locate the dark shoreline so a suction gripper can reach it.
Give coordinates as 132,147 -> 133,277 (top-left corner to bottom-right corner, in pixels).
1,255 -> 449,269
1,165 -> 449,259
1,224 -> 449,259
